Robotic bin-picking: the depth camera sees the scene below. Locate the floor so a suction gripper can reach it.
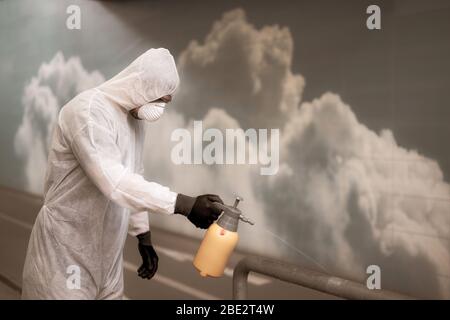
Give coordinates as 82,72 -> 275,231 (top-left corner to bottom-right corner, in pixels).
0,281 -> 20,300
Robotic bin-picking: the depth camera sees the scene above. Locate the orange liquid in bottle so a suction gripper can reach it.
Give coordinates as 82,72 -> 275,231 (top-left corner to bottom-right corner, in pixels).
193,223 -> 238,277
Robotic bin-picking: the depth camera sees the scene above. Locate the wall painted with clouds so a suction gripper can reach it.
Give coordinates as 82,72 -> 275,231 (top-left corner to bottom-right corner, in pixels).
1,0 -> 450,298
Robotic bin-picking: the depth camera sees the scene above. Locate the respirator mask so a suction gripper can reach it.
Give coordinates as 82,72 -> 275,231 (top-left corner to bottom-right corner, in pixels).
137,102 -> 166,122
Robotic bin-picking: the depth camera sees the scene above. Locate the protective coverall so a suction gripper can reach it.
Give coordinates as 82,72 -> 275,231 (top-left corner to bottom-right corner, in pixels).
22,48 -> 180,299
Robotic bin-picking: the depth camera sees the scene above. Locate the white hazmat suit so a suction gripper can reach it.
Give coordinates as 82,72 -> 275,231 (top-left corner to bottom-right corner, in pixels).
22,48 -> 180,299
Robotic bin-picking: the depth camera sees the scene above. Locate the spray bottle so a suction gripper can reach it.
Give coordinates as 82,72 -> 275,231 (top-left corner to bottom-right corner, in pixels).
193,196 -> 254,277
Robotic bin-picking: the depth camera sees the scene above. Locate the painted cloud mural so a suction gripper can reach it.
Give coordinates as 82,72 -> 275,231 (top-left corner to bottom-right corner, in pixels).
14,9 -> 450,298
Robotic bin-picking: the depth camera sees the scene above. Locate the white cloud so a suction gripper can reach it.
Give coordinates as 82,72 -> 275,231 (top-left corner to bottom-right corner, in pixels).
175,8 -> 304,129
260,92 -> 450,298
14,52 -> 104,193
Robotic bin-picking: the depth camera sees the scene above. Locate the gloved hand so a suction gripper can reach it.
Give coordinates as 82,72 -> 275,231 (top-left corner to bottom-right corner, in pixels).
136,231 -> 158,280
175,194 -> 224,229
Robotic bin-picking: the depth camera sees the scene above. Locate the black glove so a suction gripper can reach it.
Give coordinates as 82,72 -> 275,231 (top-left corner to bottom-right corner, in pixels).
136,231 -> 158,280
175,194 -> 224,229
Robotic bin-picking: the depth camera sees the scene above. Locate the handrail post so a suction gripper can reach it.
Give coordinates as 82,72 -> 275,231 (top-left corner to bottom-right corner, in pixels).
233,259 -> 250,300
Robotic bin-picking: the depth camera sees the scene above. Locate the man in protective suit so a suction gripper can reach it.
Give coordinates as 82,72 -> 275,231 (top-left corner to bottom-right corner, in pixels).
22,48 -> 223,299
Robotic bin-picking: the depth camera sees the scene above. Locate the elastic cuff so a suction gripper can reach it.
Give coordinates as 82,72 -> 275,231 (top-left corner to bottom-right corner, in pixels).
175,193 -> 196,216
128,211 -> 150,237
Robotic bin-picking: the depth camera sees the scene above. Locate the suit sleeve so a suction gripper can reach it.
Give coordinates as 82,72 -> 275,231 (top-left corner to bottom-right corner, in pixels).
128,162 -> 150,236
70,120 -> 177,215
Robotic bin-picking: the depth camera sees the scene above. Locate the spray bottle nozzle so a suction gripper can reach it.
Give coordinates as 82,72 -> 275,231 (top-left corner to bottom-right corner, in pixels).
239,214 -> 255,225
215,196 -> 254,231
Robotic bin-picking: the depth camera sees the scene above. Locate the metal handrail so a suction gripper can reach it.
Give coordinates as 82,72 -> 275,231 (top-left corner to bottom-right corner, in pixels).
233,255 -> 414,300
